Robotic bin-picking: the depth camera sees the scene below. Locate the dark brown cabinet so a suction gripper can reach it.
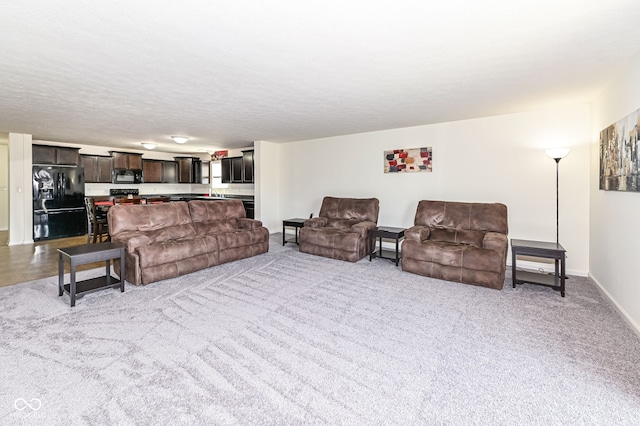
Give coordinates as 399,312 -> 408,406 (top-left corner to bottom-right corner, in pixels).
175,157 -> 203,183
221,150 -> 254,184
162,161 -> 178,183
110,151 -> 143,170
143,160 -> 163,183
33,145 -> 80,165
242,150 -> 254,183
80,155 -> 113,183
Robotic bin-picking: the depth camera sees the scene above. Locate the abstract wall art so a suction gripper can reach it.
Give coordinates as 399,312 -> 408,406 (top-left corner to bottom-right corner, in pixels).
384,147 -> 432,173
599,107 -> 640,191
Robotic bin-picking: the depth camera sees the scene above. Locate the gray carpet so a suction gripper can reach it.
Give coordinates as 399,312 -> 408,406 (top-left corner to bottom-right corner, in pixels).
2,234 -> 640,425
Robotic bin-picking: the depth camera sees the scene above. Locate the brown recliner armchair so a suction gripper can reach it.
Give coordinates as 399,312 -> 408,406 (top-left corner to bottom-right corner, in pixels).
299,196 -> 379,262
402,200 -> 508,289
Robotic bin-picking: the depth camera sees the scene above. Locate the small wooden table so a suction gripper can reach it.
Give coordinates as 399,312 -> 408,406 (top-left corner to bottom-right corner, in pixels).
282,218 -> 306,246
511,239 -> 566,297
58,242 -> 126,307
369,226 -> 406,266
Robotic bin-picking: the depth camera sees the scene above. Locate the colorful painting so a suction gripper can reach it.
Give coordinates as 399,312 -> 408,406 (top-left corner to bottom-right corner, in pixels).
599,107 -> 640,191
384,147 -> 432,173
211,150 -> 228,161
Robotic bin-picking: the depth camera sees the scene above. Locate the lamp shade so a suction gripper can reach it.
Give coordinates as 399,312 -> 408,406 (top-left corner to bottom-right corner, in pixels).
545,148 -> 570,160
171,136 -> 189,144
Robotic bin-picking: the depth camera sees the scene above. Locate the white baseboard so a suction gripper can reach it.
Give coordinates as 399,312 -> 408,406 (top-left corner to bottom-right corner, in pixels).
589,273 -> 640,338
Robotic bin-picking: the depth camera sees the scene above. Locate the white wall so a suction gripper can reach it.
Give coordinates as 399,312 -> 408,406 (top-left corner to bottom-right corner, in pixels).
8,133 -> 33,245
277,105 -> 591,275
0,139 -> 8,231
590,53 -> 640,331
255,140 -> 281,231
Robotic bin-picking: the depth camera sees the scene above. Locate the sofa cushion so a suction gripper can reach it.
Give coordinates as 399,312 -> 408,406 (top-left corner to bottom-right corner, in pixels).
194,219 -> 238,235
299,228 -> 360,252
188,199 -> 246,222
414,200 -> 508,234
108,202 -> 195,236
430,228 -> 485,248
402,240 -> 504,274
137,235 -> 219,268
318,197 -> 379,223
216,228 -> 269,251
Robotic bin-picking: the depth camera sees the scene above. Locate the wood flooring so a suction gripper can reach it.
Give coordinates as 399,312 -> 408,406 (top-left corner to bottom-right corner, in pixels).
0,231 -> 106,288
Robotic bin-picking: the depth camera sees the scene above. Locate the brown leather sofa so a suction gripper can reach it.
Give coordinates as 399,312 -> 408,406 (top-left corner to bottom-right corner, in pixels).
299,196 -> 379,262
108,200 -> 269,285
402,200 -> 508,289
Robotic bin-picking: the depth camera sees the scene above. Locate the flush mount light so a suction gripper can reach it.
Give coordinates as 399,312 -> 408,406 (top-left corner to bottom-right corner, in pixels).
171,136 -> 189,144
141,143 -> 156,150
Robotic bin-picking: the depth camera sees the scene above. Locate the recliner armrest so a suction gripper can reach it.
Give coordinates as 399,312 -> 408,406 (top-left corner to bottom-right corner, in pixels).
351,221 -> 377,238
483,232 -> 508,252
405,226 -> 431,242
304,217 -> 328,228
237,218 -> 263,229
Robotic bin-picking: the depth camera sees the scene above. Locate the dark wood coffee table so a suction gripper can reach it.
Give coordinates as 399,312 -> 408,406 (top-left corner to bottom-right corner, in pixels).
369,226 -> 406,266
58,242 -> 126,307
511,239 -> 566,297
282,218 -> 306,246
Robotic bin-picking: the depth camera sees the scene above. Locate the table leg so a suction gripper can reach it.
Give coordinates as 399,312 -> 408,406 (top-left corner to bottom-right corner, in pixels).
512,249 -> 517,288
58,253 -> 64,297
70,260 -> 76,307
120,249 -> 126,292
295,227 -> 299,244
106,260 -> 111,286
395,237 -> 399,266
282,224 -> 286,246
560,255 -> 566,297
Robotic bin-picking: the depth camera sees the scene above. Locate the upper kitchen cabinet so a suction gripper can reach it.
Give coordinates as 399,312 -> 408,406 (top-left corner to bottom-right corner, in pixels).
33,145 -> 80,165
242,150 -> 254,183
142,159 -> 163,183
80,155 -> 113,183
175,157 -> 203,183
110,151 -> 143,170
221,150 -> 254,184
162,161 -> 178,183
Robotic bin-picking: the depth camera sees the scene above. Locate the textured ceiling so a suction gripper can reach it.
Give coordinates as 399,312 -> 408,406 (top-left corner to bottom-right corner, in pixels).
1,1 -> 639,153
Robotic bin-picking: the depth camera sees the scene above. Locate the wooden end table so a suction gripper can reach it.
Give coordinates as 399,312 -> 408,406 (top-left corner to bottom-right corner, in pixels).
58,242 -> 126,307
369,226 -> 405,266
511,239 -> 566,297
282,218 -> 306,246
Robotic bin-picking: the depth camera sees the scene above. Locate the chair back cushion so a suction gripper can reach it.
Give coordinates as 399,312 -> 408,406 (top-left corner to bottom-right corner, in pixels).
108,201 -> 195,239
414,200 -> 508,234
318,197 -> 379,223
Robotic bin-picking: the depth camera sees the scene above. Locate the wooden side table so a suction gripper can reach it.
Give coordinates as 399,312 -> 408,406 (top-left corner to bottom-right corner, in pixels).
511,239 -> 566,297
282,218 -> 306,246
58,242 -> 126,307
369,226 -> 405,266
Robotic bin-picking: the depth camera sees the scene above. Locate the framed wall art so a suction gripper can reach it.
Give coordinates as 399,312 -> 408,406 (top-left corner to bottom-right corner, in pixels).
599,107 -> 640,191
384,147 -> 432,173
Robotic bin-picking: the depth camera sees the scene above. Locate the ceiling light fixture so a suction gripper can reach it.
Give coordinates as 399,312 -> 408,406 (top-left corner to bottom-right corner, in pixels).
171,136 -> 189,144
141,143 -> 156,150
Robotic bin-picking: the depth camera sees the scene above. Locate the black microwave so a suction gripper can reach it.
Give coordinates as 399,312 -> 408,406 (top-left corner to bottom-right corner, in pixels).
112,169 -> 142,184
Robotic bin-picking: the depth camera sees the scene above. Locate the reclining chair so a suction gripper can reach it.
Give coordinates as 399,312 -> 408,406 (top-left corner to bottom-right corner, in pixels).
299,196 -> 379,262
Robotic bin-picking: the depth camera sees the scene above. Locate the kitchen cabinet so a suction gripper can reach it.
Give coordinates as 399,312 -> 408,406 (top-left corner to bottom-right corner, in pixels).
242,150 -> 254,183
80,155 -> 113,183
162,161 -> 178,183
33,145 -> 80,165
110,151 -> 143,170
175,157 -> 203,183
143,160 -> 162,183
221,151 -> 254,184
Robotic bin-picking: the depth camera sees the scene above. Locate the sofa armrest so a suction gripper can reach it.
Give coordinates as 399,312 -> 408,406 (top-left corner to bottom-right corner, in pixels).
351,221 -> 377,238
404,226 -> 431,242
304,217 -> 328,228
483,232 -> 508,253
237,218 -> 263,229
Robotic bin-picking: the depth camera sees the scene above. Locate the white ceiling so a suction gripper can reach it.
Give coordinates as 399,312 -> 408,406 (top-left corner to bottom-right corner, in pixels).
1,0 -> 639,154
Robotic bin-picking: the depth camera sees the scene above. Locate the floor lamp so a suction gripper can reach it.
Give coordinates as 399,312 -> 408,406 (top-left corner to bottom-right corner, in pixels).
545,148 -> 570,244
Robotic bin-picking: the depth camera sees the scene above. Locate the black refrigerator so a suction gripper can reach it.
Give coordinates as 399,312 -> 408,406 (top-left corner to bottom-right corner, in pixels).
33,165 -> 86,241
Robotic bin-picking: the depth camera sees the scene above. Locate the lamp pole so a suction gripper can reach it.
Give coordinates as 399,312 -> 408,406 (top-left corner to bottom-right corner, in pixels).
545,148 -> 570,245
